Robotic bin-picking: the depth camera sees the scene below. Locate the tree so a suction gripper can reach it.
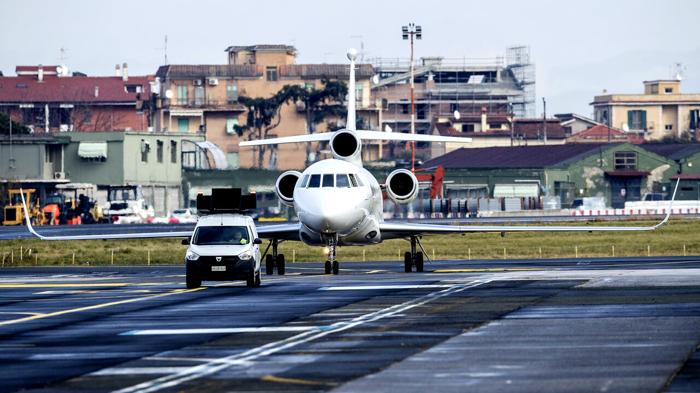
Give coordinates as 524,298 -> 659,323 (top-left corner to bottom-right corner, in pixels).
234,93 -> 289,169
282,79 -> 348,165
0,112 -> 30,135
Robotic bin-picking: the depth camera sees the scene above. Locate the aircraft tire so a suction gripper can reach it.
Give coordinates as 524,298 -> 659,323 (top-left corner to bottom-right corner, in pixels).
265,254 -> 274,275
325,261 -> 332,274
404,252 -> 413,273
277,254 -> 286,275
415,252 -> 424,272
332,261 -> 339,275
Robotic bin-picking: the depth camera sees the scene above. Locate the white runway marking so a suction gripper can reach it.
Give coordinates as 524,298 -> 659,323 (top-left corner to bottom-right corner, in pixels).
122,326 -> 317,335
92,367 -> 191,376
112,279 -> 490,393
319,284 -> 453,291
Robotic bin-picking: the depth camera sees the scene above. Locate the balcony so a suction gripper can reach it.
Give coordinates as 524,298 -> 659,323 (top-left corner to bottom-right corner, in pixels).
169,99 -> 245,111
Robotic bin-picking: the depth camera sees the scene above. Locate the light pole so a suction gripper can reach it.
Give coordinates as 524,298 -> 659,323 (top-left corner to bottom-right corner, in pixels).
402,23 -> 421,172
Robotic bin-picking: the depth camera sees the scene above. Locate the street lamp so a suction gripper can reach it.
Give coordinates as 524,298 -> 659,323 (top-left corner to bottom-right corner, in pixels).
402,23 -> 421,172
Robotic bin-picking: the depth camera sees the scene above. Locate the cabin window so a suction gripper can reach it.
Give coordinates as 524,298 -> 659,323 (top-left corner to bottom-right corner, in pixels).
336,174 -> 350,188
308,174 -> 321,188
322,174 -> 334,187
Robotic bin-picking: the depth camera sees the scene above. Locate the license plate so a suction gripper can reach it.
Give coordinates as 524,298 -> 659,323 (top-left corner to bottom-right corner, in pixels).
211,266 -> 226,272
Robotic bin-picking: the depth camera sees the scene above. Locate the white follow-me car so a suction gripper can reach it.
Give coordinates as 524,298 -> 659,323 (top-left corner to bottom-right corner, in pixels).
181,214 -> 262,289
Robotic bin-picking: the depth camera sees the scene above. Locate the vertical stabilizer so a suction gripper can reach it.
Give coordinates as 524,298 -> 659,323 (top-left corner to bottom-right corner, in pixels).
346,48 -> 357,131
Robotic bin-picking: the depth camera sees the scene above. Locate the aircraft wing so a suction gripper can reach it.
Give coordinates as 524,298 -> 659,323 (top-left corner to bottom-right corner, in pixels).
256,222 -> 301,241
238,130 -> 472,147
380,179 -> 679,239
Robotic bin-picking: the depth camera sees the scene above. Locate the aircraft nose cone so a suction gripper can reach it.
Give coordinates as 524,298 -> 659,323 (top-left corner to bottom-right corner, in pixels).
305,202 -> 363,234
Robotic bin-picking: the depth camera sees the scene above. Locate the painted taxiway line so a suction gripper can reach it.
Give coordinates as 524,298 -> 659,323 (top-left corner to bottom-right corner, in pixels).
112,279 -> 490,393
122,326 -> 318,335
319,284 -> 453,291
0,287 -> 205,327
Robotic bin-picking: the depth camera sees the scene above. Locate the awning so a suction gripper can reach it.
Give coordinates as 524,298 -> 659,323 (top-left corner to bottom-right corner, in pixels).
493,183 -> 539,198
195,141 -> 228,170
78,142 -> 107,159
604,170 -> 649,177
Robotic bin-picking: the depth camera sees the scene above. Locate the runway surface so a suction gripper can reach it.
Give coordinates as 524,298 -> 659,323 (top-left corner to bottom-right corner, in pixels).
0,257 -> 699,392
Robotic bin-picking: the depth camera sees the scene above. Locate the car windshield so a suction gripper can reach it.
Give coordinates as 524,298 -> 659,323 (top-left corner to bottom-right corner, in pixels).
173,209 -> 188,215
193,226 -> 250,246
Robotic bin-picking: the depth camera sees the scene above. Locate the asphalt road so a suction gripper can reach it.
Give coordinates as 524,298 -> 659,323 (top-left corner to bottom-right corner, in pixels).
0,256 -> 699,392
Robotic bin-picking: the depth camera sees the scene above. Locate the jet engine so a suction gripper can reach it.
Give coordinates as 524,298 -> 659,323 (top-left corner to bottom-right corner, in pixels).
385,169 -> 419,204
330,130 -> 362,164
275,170 -> 302,207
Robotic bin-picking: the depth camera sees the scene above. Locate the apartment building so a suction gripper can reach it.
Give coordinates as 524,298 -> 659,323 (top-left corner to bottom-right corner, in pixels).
591,79 -> 700,140
155,45 -> 379,170
0,64 -> 153,133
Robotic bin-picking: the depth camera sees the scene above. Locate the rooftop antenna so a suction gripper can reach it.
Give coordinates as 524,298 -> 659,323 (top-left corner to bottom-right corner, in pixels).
672,62 -> 685,81
349,35 -> 365,62
59,47 -> 68,63
164,35 -> 168,65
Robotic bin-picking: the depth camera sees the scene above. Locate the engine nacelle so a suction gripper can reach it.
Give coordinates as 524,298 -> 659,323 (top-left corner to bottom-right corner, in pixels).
385,169 -> 419,204
330,130 -> 362,165
275,170 -> 302,207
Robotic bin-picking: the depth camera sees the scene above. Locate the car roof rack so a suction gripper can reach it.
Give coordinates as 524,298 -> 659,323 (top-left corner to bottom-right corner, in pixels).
196,188 -> 257,215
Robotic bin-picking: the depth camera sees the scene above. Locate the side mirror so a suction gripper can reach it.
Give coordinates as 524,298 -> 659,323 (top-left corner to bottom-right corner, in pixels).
253,238 -> 263,245
181,238 -> 190,245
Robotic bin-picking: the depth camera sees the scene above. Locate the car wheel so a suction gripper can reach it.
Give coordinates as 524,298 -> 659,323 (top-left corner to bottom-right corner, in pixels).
254,270 -> 261,287
246,268 -> 256,288
185,262 -> 201,289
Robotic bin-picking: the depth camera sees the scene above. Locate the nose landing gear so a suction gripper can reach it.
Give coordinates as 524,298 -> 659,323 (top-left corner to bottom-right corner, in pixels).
264,239 -> 285,275
324,236 -> 339,275
403,235 -> 425,273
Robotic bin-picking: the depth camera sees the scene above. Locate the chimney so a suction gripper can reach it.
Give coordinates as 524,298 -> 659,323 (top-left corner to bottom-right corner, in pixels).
38,64 -> 44,82
122,62 -> 128,82
115,64 -> 122,77
480,106 -> 488,132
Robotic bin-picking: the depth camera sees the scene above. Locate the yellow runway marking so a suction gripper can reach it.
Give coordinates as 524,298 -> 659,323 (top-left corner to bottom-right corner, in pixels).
261,374 -> 336,387
0,287 -> 205,327
0,283 -> 129,288
434,267 -> 540,273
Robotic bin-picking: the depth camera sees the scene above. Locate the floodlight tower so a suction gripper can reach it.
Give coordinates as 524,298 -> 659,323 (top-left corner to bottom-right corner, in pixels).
402,23 -> 421,172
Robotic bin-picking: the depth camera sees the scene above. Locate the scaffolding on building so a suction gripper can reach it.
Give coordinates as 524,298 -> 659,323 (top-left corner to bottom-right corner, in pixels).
505,46 -> 536,117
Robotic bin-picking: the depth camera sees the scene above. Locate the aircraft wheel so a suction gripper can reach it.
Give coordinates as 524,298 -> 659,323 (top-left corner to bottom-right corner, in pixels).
185,262 -> 201,289
332,261 -> 339,275
415,252 -> 424,273
404,252 -> 413,273
324,260 -> 332,274
265,254 -> 274,275
276,254 -> 286,275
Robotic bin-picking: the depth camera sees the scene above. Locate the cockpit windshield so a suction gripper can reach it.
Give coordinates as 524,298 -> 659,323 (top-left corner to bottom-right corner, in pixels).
303,173 -> 363,188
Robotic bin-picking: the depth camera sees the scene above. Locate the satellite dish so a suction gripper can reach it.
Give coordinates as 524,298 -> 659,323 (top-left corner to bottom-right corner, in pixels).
371,75 -> 380,84
165,89 -> 174,99
384,124 -> 392,133
453,110 -> 461,120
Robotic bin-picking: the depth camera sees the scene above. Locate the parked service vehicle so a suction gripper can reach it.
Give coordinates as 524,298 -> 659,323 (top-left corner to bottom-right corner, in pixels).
182,214 -> 262,289
103,185 -> 154,224
169,208 -> 198,224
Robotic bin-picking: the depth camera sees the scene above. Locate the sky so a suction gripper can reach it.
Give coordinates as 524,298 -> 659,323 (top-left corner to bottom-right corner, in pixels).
1,0 -> 699,116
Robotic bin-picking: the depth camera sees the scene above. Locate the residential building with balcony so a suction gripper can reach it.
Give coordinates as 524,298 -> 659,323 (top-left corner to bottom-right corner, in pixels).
591,79 -> 700,140
154,45 -> 379,170
0,64 -> 153,133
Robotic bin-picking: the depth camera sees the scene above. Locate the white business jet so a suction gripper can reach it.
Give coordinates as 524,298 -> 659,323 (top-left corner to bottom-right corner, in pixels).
22,48 -> 678,276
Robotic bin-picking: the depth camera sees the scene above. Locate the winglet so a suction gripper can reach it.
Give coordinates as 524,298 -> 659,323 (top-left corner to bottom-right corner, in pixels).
19,188 -> 45,240
652,177 -> 680,230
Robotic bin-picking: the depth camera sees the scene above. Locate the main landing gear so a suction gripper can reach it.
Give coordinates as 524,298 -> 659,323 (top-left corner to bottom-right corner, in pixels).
324,236 -> 340,275
404,235 -> 425,273
265,239 -> 285,275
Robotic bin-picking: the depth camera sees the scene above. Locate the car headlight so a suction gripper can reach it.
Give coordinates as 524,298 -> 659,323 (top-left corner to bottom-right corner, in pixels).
238,251 -> 253,261
185,250 -> 199,261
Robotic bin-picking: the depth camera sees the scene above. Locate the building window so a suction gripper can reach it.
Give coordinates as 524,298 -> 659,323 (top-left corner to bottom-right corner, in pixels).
650,85 -> 658,94
125,85 -> 143,93
690,110 -> 700,130
450,103 -> 459,113
226,82 -> 238,103
194,86 -> 205,106
665,87 -> 674,94
614,151 -> 637,170
141,140 -> 150,163
665,124 -> 673,131
170,141 -> 177,163
178,118 -> 189,132
356,84 -> 363,104
627,110 -> 647,130
226,118 -> 239,135
176,85 -> 188,105
266,66 -> 278,81
156,140 -> 164,163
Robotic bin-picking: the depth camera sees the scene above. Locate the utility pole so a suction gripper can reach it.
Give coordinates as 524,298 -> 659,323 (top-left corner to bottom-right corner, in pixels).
541,97 -> 547,145
402,23 -> 422,172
